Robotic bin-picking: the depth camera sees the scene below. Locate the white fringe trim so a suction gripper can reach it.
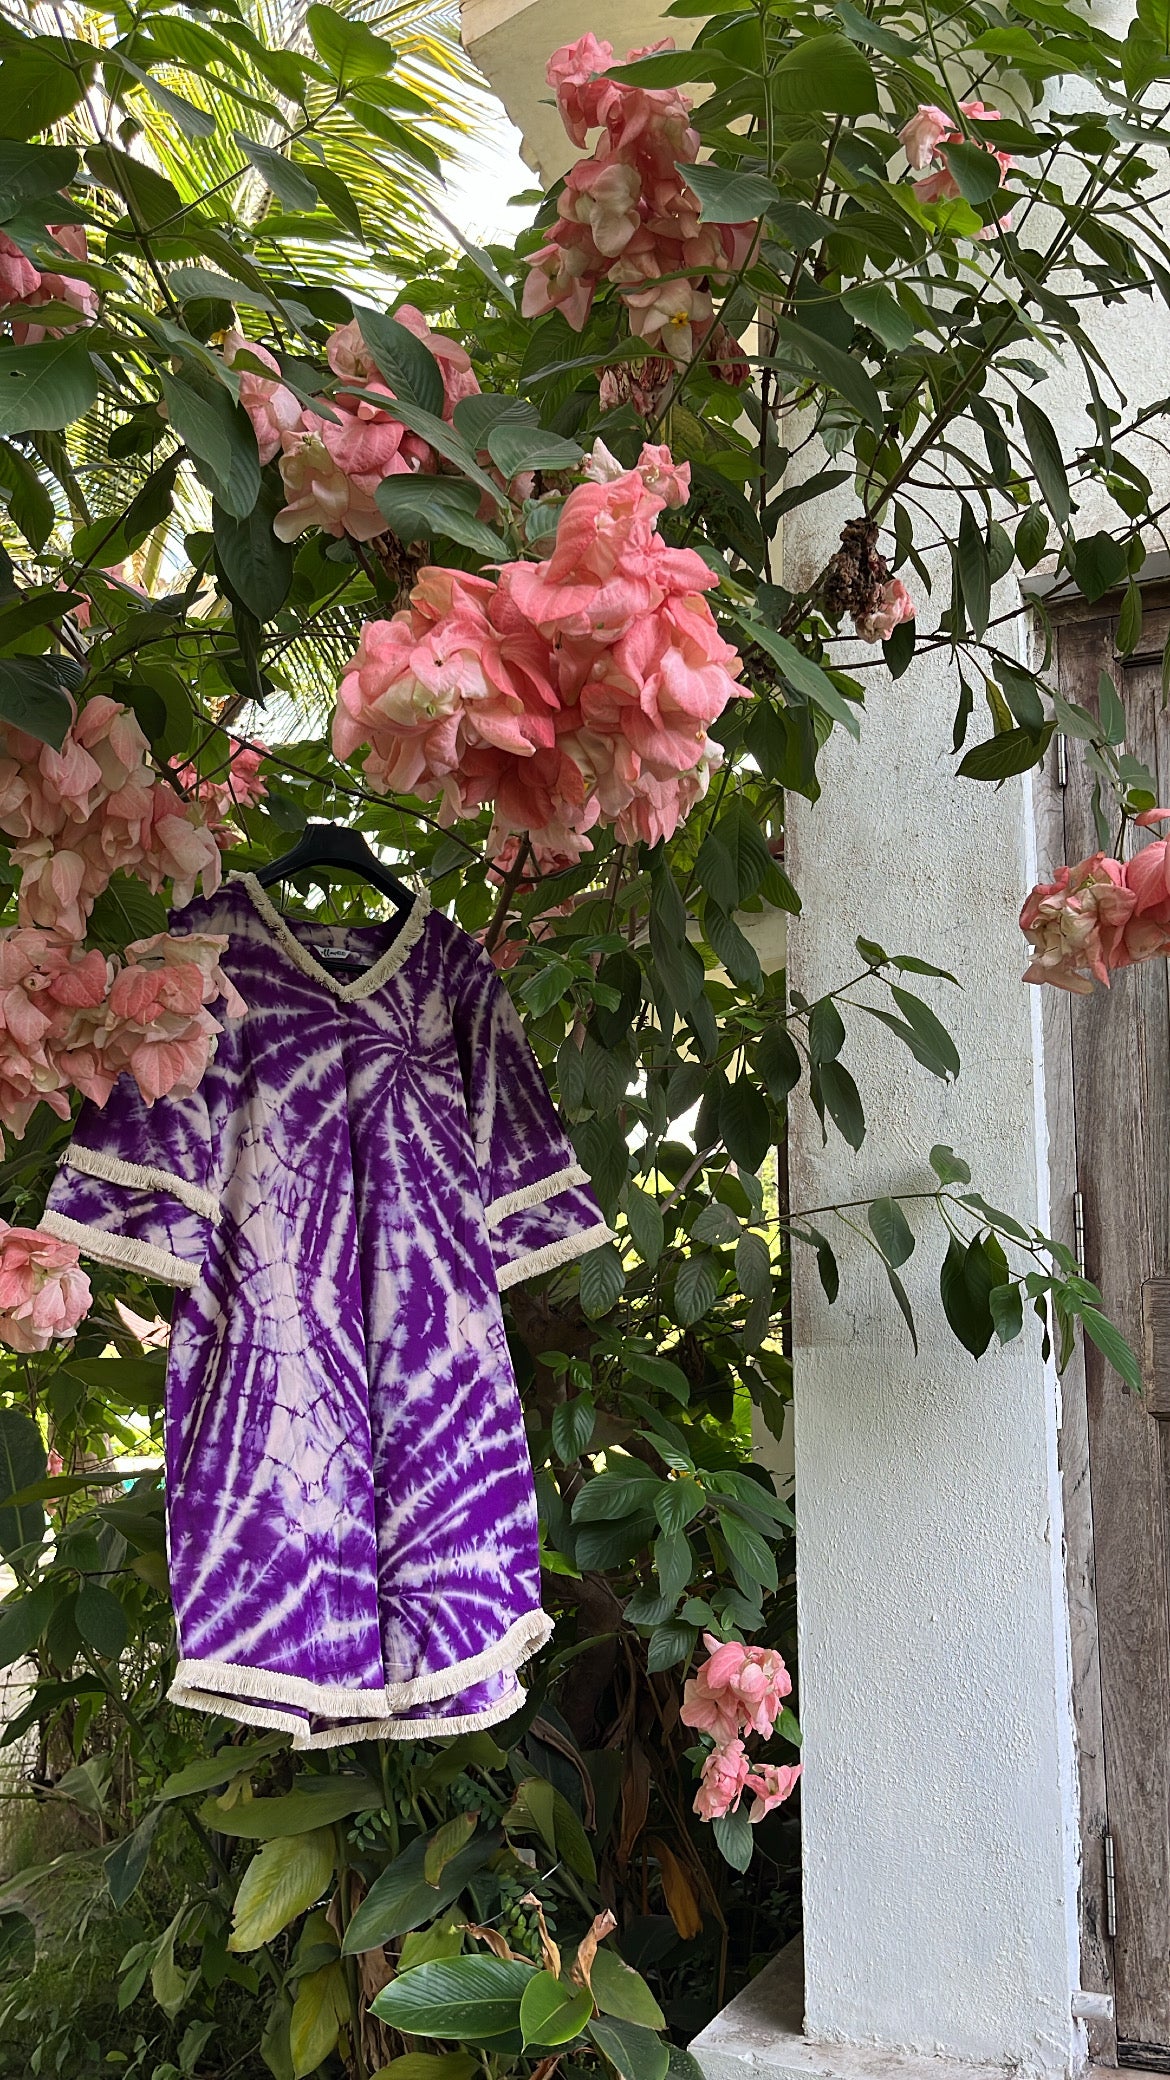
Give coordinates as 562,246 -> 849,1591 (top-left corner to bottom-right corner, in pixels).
496,1222 -> 617,1291
40,1211 -> 200,1289
172,1607 -> 553,1718
233,871 -> 430,1002
485,1165 -> 590,1227
167,1681 -> 304,1738
63,1145 -> 219,1221
291,1683 -> 524,1749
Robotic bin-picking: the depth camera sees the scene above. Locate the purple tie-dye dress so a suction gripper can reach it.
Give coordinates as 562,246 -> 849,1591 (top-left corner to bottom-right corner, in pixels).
42,875 -> 612,1749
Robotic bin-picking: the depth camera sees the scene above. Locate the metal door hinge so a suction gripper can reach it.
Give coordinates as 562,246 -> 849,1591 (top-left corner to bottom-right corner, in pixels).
1074,1190 -> 1086,1278
1105,1831 -> 1118,1940
1057,734 -> 1068,787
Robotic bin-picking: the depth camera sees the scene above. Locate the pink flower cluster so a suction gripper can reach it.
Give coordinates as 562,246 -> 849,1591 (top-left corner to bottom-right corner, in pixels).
524,36 -> 758,360
0,927 -> 245,1137
227,309 -> 480,545
178,740 -> 268,849
0,222 -> 97,344
0,1224 -> 90,1352
682,1633 -> 802,1824
1021,812 -> 1170,993
333,442 -> 741,866
899,101 -> 1013,230
0,697 -> 221,939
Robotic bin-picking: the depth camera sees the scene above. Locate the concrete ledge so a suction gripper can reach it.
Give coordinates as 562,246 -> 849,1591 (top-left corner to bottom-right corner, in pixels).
689,1943 -> 1137,2080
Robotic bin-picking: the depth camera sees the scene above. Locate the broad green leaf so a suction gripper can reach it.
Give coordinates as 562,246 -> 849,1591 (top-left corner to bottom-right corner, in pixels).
290,1961 -> 347,2078
228,1829 -> 335,1951
605,50 -> 716,84
0,38 -> 95,135
306,4 -> 397,77
711,1807 -> 753,1872
75,1582 -> 128,1659
359,310 -> 445,418
766,317 -> 883,432
589,2017 -> 670,2080
0,439 -> 53,550
682,162 -> 777,223
884,1264 -> 918,1353
0,1407 -> 46,1558
868,1197 -> 914,1268
342,1829 -> 495,1952
758,1024 -> 801,1104
520,1971 -> 593,2048
675,1251 -> 719,1327
887,987 -> 960,1081
939,1235 -> 993,1358
944,139 -> 1004,206
1073,533 -> 1127,604
989,1282 -> 1024,1345
841,284 -> 918,351
771,34 -> 879,115
372,1956 -> 535,2039
580,1242 -> 626,1318
589,1950 -> 666,2030
120,57 -> 216,138
104,1805 -> 163,1910
235,133 -> 319,213
161,372 -> 260,520
343,391 -> 502,508
573,1470 -> 663,1524
552,1392 -> 596,1461
374,2059 -> 477,2080
1081,1305 -> 1141,1391
717,1506 -> 779,1595
719,1076 -> 772,1172
957,502 -> 991,638
625,1184 -> 665,1268
0,652 -> 74,751
202,1777 -> 380,1837
1018,396 -> 1070,525
375,475 -> 508,560
808,999 -> 845,1063
733,616 -> 863,734
930,1144 -> 971,1185
958,725 -> 1052,781
818,1061 -> 865,1149
158,1735 -> 288,1802
423,1811 -> 477,1886
215,484 -> 296,623
646,1619 -> 698,1671
0,338 -> 96,434
487,423 -> 583,477
0,141 -> 79,216
0,1583 -> 54,1668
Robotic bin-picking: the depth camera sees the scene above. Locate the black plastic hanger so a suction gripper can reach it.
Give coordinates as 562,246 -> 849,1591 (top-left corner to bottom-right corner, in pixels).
256,822 -> 414,912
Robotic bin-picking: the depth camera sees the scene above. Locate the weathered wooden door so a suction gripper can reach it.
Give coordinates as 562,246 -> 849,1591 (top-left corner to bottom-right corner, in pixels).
1048,593 -> 1170,2067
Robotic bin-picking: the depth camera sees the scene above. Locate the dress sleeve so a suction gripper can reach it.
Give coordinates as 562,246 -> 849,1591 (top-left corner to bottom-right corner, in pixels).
41,1077 -> 217,1290
457,947 -> 616,1291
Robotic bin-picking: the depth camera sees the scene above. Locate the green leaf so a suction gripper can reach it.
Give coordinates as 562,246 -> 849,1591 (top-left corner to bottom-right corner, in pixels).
0,39 -> 94,135
375,2059 -> 476,2080
359,311 -> 445,419
372,1957 -> 535,2040
0,338 -> 96,434
579,1242 -> 626,1318
1081,1305 -> 1141,1391
717,1507 -> 779,1596
1018,396 -> 1071,526
590,1951 -> 666,2030
682,161 -> 777,223
733,616 -> 862,734
868,1197 -> 914,1268
375,475 -> 508,561
1016,504 -> 1049,571
205,1777 -> 380,1839
228,1830 -> 335,1952
770,32 -> 879,113
675,1251 -> 719,1327
930,1144 -> 971,1185
344,391 -> 503,508
841,284 -> 918,351
0,657 -> 72,750
520,1971 -> 593,2048
939,1235 -> 994,1359
0,439 -> 53,550
552,1392 -> 596,1461
215,484 -> 295,623
487,423 -> 583,477
104,1805 -> 163,1910
589,2017 -> 670,2080
157,1736 -> 288,1803
120,57 -> 216,138
625,1184 -> 665,1268
342,1830 -> 496,1952
0,1582 -> 53,1668
649,865 -> 704,1011
958,725 -> 1052,781
306,4 -> 397,77
424,1811 -> 478,1886
819,1061 -> 865,1149
235,133 -> 318,213
573,1472 -> 662,1524
767,317 -> 883,433
719,1076 -> 772,1172
0,1407 -> 46,1558
1073,532 -> 1127,605
290,1960 -> 347,2078
989,1282 -> 1024,1345
957,502 -> 991,638
605,50 -> 714,84
0,141 -> 79,216
808,998 -> 845,1063
711,1807 -> 753,1872
883,1263 -> 918,1353
887,987 -> 960,1081
75,1582 -> 127,1659
161,372 -> 260,520
758,1024 -> 801,1105
646,1619 -> 698,1671
944,139 -> 1004,206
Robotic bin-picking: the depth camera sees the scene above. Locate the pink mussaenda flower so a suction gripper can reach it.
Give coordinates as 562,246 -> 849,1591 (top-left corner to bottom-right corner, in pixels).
681,1633 -> 793,1742
693,1738 -> 753,1821
904,100 -> 1013,230
0,234 -> 41,309
1020,854 -> 1135,993
179,741 -> 269,846
899,104 -> 952,169
854,577 -> 916,644
745,1762 -> 803,1823
0,1225 -> 91,1351
223,328 -> 304,465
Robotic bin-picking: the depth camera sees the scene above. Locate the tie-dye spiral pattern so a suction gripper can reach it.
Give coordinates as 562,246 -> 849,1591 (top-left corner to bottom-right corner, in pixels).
44,875 -> 612,1748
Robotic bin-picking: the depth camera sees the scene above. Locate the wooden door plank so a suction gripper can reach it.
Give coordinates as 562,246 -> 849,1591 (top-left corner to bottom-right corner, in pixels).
1061,614 -> 1170,2051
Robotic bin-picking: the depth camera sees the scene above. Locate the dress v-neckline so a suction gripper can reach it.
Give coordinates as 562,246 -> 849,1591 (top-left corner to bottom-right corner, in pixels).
232,871 -> 430,1003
